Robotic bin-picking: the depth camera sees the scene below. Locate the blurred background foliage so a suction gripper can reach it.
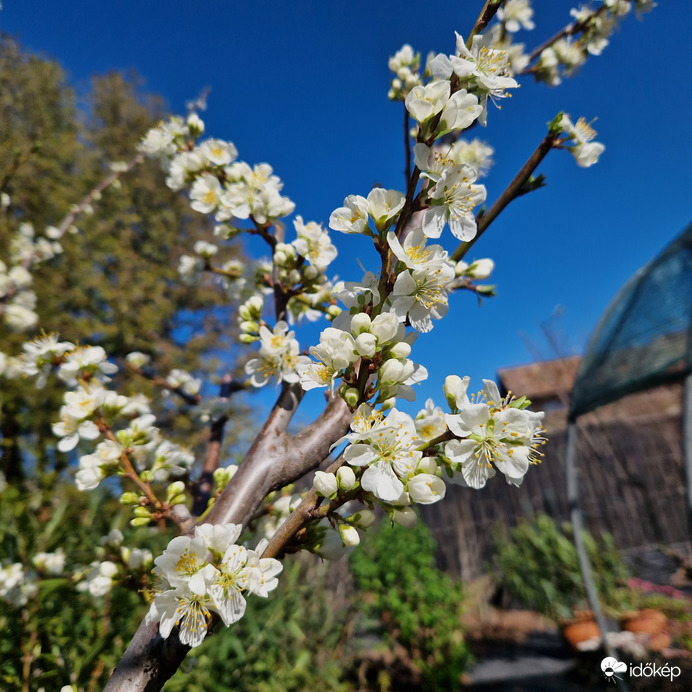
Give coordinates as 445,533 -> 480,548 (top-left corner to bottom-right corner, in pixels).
0,35 -> 250,486
0,476 -> 471,691
493,513 -> 631,622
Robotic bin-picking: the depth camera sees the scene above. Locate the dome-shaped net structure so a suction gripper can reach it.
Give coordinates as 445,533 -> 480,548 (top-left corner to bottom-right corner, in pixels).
569,223 -> 692,420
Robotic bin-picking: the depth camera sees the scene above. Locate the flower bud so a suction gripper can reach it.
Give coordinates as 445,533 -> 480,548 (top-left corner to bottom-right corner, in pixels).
313,471 -> 338,498
443,375 -> 469,411
239,320 -> 258,333
389,342 -> 411,359
350,509 -> 376,529
350,313 -> 371,335
475,284 -> 496,296
381,396 -> 396,410
417,457 -> 438,475
130,516 -> 152,527
466,258 -> 494,280
379,358 -> 404,384
339,524 -> 361,547
133,506 -> 152,518
239,333 -> 259,344
342,387 -> 360,408
370,313 -> 399,343
166,481 -> 186,502
120,492 -> 140,505
125,351 -> 150,368
455,260 -> 469,277
391,506 -> 417,528
288,269 -> 301,284
302,265 -> 318,281
336,466 -> 357,491
187,112 -> 205,135
327,305 -> 342,319
355,333 -> 377,358
408,474 -> 446,504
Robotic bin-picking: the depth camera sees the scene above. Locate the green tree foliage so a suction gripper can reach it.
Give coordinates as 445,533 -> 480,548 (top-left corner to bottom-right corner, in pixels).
0,36 -> 247,482
0,481 -> 168,691
350,519 -> 470,690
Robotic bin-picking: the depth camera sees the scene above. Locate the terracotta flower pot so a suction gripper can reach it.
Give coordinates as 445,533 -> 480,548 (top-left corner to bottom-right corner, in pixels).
561,613 -> 601,650
621,609 -> 667,635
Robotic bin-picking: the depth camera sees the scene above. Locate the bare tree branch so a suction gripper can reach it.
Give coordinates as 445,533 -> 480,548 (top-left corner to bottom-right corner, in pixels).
104,385 -> 351,691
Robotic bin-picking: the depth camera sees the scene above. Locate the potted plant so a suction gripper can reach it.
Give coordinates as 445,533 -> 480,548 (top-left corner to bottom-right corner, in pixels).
494,514 -> 631,649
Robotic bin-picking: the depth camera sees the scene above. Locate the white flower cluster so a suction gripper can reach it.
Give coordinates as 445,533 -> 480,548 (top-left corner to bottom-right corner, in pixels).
303,377 -> 544,556
73,530 -> 153,598
426,31 -> 519,127
387,44 -> 423,100
497,0 -> 535,33
245,320 -> 301,388
19,335 -> 195,509
0,222 -> 62,332
140,114 -> 295,229
0,562 -> 37,606
443,377 -> 546,489
146,524 -> 282,648
536,0 -> 655,86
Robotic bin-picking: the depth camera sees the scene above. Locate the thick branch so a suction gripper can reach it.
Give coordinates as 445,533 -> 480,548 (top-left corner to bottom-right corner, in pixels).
104,385 -> 351,691
451,129 -> 560,262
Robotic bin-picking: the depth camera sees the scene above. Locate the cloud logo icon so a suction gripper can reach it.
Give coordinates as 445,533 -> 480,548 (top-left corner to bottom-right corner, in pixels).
601,657 -> 627,682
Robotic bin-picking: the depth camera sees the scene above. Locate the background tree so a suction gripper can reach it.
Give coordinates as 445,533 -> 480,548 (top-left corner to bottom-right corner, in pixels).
0,36 -> 248,483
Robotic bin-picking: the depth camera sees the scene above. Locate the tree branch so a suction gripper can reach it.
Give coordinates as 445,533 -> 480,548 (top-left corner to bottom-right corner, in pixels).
191,374 -> 243,516
466,0 -> 503,47
104,385 -> 351,691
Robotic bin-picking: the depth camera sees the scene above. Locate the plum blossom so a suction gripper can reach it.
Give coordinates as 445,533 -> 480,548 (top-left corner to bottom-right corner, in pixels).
296,327 -> 359,391
388,261 -> 456,333
329,194 -> 371,235
421,164 -> 487,241
497,0 -> 535,33
147,524 -> 281,647
245,321 -> 301,387
444,379 -> 545,489
559,114 -> 605,167
430,32 -> 518,125
292,216 -> 338,272
343,408 -> 423,502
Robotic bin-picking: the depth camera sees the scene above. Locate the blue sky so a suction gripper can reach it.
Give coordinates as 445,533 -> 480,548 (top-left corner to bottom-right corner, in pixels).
2,1 -> 691,419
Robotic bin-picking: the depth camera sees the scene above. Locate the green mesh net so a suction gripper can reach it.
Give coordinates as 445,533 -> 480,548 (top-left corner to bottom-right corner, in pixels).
569,223 -> 692,420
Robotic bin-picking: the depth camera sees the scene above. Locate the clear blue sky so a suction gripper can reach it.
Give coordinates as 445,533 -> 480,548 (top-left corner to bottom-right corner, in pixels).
2,1 -> 691,417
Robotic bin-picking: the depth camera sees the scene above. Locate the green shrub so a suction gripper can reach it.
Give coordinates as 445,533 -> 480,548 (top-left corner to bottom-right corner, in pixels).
349,519 -> 470,690
0,481 -> 163,691
494,513 -> 630,621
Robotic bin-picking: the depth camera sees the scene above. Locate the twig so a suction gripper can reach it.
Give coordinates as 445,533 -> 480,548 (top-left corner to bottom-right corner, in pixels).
466,0 -> 503,48
126,363 -> 202,406
261,453 -> 348,560
404,106 -> 412,183
523,3 -> 611,68
192,374 -> 238,515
